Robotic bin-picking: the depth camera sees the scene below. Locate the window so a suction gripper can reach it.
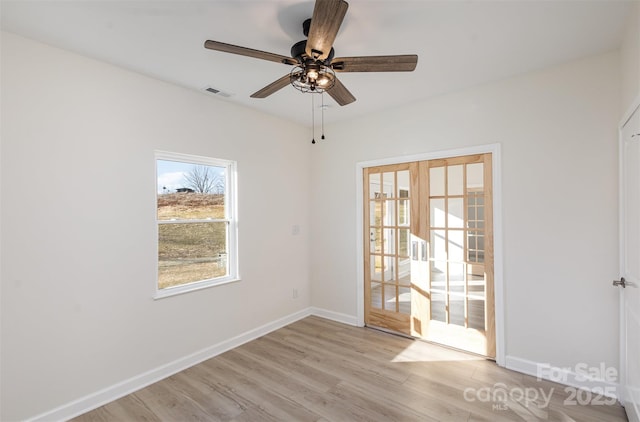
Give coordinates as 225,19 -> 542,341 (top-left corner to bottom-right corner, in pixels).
155,151 -> 238,298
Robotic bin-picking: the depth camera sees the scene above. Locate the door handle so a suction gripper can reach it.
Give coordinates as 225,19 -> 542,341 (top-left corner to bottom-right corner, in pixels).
613,277 -> 626,288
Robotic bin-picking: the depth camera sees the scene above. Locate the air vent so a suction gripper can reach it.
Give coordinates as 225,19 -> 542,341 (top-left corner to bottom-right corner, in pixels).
203,86 -> 232,98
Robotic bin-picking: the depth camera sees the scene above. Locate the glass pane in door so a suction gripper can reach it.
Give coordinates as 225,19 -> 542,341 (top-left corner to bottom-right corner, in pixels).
431,291 -> 446,322
369,173 -> 380,199
447,165 -> 464,195
430,167 -> 445,196
430,199 -> 446,227
398,286 -> 411,314
383,172 -> 395,198
449,294 -> 465,327
467,163 -> 484,190
448,198 -> 464,228
383,284 -> 397,312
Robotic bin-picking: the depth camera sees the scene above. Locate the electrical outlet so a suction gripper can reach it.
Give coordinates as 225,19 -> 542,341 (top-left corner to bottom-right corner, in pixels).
292,225 -> 300,235
292,288 -> 298,299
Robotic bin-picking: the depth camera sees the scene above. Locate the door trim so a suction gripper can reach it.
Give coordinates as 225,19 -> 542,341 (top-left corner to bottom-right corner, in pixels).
355,143 -> 505,366
619,95 -> 640,416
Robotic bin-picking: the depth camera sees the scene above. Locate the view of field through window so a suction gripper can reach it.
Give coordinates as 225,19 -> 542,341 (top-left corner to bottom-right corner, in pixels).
157,159 -> 228,289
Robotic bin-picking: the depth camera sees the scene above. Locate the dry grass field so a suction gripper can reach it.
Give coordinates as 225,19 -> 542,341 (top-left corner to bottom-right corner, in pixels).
157,193 -> 227,289
158,192 -> 225,220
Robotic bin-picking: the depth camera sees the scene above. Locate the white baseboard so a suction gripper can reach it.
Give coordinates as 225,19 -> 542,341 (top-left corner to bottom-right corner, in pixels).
505,356 -> 620,399
310,307 -> 359,326
27,308 -> 314,422
29,311 -> 623,422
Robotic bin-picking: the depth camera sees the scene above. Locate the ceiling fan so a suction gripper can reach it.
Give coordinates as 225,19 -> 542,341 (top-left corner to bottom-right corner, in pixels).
204,0 -> 418,106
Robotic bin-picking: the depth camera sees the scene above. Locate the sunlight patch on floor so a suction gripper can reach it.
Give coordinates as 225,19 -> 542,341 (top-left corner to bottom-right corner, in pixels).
390,339 -> 485,363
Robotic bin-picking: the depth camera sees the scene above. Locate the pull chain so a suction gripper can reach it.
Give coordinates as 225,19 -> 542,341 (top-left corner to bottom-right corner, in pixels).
321,93 -> 325,140
311,94 -> 316,144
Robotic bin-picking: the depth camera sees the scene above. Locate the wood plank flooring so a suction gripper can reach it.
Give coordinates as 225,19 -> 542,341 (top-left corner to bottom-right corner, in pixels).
72,316 -> 628,421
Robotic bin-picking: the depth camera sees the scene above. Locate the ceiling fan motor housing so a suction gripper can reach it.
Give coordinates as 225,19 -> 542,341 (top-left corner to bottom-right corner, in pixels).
291,40 -> 335,63
303,18 -> 312,37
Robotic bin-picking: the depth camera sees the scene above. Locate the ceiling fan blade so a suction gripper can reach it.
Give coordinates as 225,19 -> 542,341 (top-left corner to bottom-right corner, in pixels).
204,40 -> 298,66
331,55 -> 418,72
326,77 -> 356,106
305,0 -> 349,60
250,73 -> 297,98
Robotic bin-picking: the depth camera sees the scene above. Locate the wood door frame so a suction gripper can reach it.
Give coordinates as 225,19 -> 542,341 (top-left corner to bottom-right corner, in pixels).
355,143 -> 505,366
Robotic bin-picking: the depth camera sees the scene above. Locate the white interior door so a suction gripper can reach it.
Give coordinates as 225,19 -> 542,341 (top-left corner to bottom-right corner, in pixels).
619,102 -> 640,422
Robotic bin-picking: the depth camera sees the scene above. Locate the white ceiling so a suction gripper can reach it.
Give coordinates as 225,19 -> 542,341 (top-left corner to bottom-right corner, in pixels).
0,0 -> 634,126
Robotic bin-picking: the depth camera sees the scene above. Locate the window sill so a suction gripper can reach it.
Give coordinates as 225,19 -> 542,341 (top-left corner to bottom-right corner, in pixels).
153,277 -> 241,300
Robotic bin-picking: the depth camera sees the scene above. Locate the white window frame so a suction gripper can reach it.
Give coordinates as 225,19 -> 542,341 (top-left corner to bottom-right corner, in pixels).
154,150 -> 239,299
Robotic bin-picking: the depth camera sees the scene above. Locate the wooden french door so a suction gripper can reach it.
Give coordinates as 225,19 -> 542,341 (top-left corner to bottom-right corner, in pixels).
364,162 -> 418,335
364,154 -> 495,358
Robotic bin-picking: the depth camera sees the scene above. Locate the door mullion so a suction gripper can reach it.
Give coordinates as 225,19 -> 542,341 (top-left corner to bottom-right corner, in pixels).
413,161 -> 429,336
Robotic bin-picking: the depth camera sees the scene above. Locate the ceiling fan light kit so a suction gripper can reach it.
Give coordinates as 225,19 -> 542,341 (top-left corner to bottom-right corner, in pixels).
290,64 -> 336,94
204,0 -> 418,141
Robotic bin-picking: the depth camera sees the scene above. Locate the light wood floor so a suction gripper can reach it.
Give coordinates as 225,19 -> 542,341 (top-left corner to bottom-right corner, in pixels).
72,316 -> 628,421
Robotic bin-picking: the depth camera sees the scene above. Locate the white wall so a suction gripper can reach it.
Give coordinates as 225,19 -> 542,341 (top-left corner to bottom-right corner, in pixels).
311,52 -> 621,373
621,0 -> 640,111
1,15 -> 633,419
0,32 -> 311,421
